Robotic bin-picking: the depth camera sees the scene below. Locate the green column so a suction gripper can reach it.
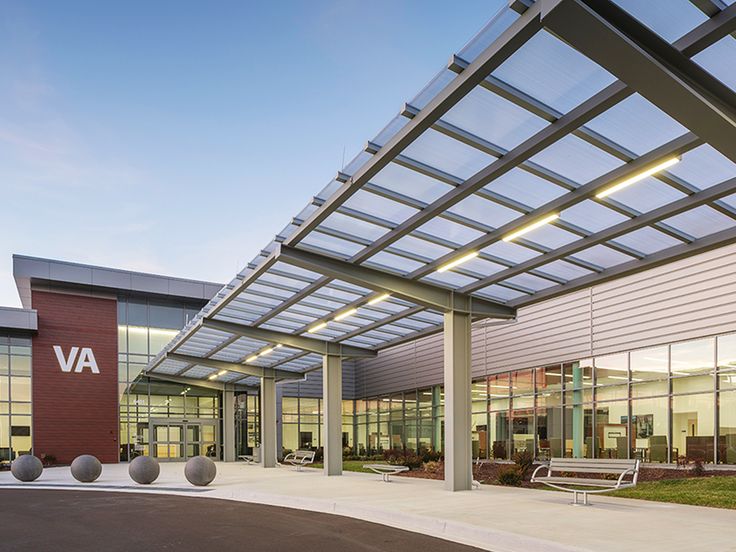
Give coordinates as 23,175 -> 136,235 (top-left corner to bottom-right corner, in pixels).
431,385 -> 442,452
572,362 -> 584,458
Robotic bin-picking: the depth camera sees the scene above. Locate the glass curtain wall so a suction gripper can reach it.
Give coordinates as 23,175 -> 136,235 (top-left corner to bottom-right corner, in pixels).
0,335 -> 32,462
339,331 -> 736,464
280,396 -> 355,455
118,297 -> 218,461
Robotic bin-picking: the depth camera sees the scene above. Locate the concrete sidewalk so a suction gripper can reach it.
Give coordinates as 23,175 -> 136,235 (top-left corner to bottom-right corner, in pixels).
1,463 -> 733,552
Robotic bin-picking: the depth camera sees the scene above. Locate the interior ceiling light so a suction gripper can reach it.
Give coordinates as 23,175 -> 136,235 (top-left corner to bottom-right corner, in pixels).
502,213 -> 559,242
437,251 -> 479,273
307,321 -> 328,333
334,308 -> 358,321
367,293 -> 391,306
596,156 -> 680,199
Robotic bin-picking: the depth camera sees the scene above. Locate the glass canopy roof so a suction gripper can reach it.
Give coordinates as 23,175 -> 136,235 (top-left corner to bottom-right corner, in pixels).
147,0 -> 736,386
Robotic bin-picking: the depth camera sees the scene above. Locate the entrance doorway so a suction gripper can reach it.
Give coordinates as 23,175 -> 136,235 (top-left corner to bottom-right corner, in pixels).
150,418 -> 218,461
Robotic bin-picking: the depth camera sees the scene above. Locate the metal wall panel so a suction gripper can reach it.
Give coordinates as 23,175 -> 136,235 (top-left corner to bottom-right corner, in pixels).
353,244 -> 736,397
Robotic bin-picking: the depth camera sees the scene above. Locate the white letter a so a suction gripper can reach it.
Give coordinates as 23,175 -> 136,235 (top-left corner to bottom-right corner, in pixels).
75,348 -> 100,374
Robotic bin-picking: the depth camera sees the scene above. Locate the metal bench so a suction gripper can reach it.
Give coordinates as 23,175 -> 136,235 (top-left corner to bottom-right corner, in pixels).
531,457 -> 640,505
283,450 -> 316,471
363,464 -> 410,482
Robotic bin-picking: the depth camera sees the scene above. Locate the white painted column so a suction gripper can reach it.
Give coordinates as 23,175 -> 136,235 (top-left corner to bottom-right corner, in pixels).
223,389 -> 236,462
260,376 -> 277,468
443,310 -> 472,491
323,354 -> 343,476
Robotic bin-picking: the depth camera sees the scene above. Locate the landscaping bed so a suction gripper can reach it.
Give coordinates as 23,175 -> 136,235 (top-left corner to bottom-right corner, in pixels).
317,450 -> 736,509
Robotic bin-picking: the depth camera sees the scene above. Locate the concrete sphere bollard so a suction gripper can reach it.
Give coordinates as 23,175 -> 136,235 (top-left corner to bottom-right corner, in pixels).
11,454 -> 43,482
184,456 -> 216,486
71,454 -> 102,483
129,455 -> 160,485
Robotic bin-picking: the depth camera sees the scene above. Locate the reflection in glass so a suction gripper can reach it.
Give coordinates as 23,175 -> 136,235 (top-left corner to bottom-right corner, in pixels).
672,393 -> 715,463
631,397 -> 669,463
718,392 -> 736,464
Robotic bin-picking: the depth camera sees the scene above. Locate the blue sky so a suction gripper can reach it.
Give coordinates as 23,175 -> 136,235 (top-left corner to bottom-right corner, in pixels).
0,0 -> 504,307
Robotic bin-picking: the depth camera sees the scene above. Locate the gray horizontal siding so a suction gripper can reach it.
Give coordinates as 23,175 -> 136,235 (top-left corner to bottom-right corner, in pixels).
353,243 -> 736,397
280,360 -> 356,399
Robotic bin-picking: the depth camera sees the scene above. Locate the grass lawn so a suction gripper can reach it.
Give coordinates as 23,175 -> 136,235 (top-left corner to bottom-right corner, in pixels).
610,476 -> 736,510
308,460 -> 375,474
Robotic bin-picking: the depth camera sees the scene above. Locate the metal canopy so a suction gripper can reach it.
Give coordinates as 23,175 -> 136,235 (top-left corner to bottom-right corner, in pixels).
146,0 -> 736,386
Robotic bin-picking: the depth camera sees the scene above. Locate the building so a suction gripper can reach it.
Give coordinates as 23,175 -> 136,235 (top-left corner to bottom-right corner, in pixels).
3,0 -> 735,492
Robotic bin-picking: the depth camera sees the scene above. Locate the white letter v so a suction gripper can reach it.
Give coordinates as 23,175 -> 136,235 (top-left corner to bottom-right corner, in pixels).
53,346 -> 79,373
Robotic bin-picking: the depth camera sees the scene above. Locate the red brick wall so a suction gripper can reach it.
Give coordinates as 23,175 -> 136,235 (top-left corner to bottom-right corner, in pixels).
32,291 -> 119,463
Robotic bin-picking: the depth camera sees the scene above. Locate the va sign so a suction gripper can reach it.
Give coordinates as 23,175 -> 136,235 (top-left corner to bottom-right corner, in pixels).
53,346 -> 100,374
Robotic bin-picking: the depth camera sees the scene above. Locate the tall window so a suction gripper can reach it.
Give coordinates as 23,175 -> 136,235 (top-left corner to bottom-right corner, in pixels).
0,336 -> 32,460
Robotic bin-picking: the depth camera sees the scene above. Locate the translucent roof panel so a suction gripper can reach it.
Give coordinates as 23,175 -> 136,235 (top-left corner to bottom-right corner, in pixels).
449,195 -> 522,229
527,134 -> 623,185
401,128 -> 498,180
483,168 -> 566,208
611,0 -> 708,43
693,36 -> 736,93
561,200 -> 629,233
442,86 -> 549,151
584,94 -> 688,155
369,162 -> 453,204
492,30 -> 617,114
662,206 -> 736,239
668,145 -> 736,190
613,227 -> 683,255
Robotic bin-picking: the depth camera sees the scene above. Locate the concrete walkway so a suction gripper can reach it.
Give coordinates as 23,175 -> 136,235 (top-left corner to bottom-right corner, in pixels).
1,463 -> 734,552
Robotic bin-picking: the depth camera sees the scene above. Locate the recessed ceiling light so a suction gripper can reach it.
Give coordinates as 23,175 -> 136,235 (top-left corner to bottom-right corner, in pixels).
502,213 -> 559,242
334,308 -> 358,321
437,251 -> 479,273
596,156 -> 680,199
367,293 -> 391,306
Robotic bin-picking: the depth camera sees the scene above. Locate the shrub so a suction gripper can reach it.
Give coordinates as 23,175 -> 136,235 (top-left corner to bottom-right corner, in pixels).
512,450 -> 534,479
382,449 -> 423,469
419,447 -> 443,463
41,454 -> 57,467
497,466 -> 523,486
690,459 -> 706,477
423,461 -> 442,475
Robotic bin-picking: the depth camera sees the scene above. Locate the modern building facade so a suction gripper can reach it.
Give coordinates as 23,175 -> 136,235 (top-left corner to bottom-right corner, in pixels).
4,242 -> 736,467
3,0 -> 735,494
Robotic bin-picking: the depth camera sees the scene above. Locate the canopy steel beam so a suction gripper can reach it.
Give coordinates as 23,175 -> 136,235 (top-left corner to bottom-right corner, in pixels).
200,317 -> 377,357
541,0 -> 736,163
166,352 -> 305,380
142,372 -> 253,392
511,225 -> 736,307
276,244 -> 516,319
460,176 -> 736,293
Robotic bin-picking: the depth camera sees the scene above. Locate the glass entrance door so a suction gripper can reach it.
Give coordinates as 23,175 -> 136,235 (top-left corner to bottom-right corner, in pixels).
151,419 -> 219,461
153,423 -> 184,460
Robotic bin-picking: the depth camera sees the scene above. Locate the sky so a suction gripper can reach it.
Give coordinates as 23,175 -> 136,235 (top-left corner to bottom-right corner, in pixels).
0,0 -> 505,307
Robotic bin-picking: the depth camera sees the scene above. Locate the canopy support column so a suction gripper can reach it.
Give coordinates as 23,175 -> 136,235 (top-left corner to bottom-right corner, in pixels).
260,377 -> 277,468
443,310 -> 473,491
223,389 -> 236,462
323,354 -> 343,476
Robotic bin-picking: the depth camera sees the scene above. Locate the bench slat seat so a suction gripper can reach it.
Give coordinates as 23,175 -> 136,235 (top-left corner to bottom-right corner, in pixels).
283,450 -> 316,471
531,457 -> 640,505
534,476 -> 635,488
